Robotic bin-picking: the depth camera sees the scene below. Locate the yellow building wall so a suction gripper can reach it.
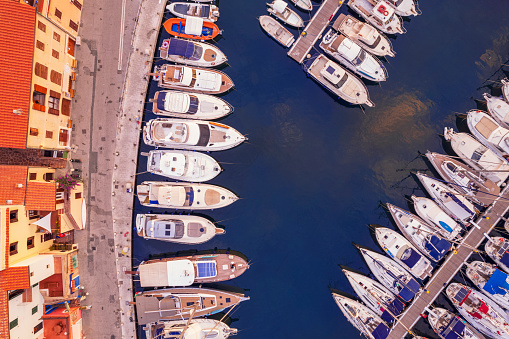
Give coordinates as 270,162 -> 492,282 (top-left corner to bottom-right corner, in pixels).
44,0 -> 83,38
28,14 -> 75,150
28,167 -> 56,182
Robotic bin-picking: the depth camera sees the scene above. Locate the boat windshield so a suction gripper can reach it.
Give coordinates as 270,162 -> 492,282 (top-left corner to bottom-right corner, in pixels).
191,45 -> 203,61
332,73 -> 349,89
471,145 -> 487,161
353,50 -> 366,66
187,95 -> 199,114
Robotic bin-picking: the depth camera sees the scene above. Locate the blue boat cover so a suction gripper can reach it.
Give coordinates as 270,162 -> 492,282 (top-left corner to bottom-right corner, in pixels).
401,248 -> 421,269
167,38 -> 195,58
483,268 -> 509,296
424,235 -> 450,261
186,188 -> 194,205
171,23 -> 213,37
445,192 -> 474,216
157,92 -> 166,110
196,261 -> 216,278
500,252 -> 509,268
372,322 -> 390,339
381,298 -> 405,323
439,220 -> 453,233
440,317 -> 465,339
397,277 -> 420,302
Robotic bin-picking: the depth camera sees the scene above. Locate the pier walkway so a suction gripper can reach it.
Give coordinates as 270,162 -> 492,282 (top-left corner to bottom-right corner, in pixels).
287,0 -> 343,64
387,187 -> 509,338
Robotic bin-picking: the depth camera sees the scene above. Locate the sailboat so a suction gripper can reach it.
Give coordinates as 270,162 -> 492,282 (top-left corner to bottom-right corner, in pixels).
502,79 -> 509,103
484,93 -> 509,129
427,307 -> 487,339
485,236 -> 509,274
467,109 -> 509,157
466,261 -> 509,310
143,319 -> 238,339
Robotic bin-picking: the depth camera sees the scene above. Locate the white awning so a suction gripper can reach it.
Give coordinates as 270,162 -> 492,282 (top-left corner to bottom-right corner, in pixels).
184,17 -> 204,36
181,67 -> 193,86
31,213 -> 52,233
139,260 -> 195,287
273,0 -> 288,13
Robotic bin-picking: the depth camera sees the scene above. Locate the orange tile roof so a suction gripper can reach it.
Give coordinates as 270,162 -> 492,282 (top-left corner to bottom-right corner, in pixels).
25,181 -> 56,211
0,0 -> 36,149
0,165 -> 28,205
0,266 -> 30,338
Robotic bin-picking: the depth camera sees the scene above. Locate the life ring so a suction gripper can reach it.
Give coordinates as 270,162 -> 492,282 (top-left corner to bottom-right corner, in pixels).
162,40 -> 169,49
473,273 -> 479,279
211,62 -> 215,65
384,10 -> 389,16
377,5 -> 386,13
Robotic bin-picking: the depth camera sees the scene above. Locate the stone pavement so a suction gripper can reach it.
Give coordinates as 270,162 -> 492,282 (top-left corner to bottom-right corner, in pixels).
70,0 -> 165,337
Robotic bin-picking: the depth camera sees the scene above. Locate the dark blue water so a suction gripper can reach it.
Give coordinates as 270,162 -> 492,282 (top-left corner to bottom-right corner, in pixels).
134,1 -> 509,338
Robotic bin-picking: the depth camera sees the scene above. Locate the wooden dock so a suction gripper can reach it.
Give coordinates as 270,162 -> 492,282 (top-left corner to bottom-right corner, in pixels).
287,0 -> 343,64
387,188 -> 509,338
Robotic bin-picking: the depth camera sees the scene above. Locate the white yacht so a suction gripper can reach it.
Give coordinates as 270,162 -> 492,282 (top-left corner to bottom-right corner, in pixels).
467,109 -> 509,156
342,267 -> 405,322
425,151 -> 500,207
484,93 -> 509,129
136,181 -> 238,210
427,307 -> 486,339
502,78 -> 509,103
415,172 -> 477,223
289,0 -> 312,11
485,236 -> 509,275
145,150 -> 221,182
374,0 -> 419,17
143,319 -> 238,339
356,245 -> 421,302
151,91 -> 233,120
348,0 -> 405,35
304,54 -> 374,107
266,0 -> 304,28
143,119 -> 246,151
319,29 -> 387,82
446,283 -> 509,339
411,195 -> 463,240
167,2 -> 219,22
332,14 -> 395,57
374,226 -> 433,279
331,291 -> 390,339
136,214 -> 225,244
387,203 -> 451,262
158,38 -> 227,68
258,15 -> 295,48
444,127 -> 509,186
466,261 -> 509,310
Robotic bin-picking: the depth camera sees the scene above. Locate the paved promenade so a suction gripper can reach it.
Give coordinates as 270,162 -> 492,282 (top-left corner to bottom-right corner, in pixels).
72,0 -> 165,337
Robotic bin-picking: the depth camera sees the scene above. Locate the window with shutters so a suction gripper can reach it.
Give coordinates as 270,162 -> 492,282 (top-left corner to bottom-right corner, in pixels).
50,70 -> 62,85
36,40 -> 44,51
52,49 -> 59,59
75,192 -> 82,199
29,210 -> 40,219
10,210 -> 18,223
44,173 -> 54,181
34,322 -> 43,333
46,131 -> 53,139
53,31 -> 60,42
9,242 -> 18,255
29,128 -> 39,137
71,0 -> 82,10
48,91 -> 60,115
61,98 -> 71,116
29,173 -> 37,180
33,85 -> 46,111
27,236 -> 35,249
34,63 -> 48,79
69,20 -> 79,31
9,318 -> 18,330
67,37 -> 75,57
37,21 -> 46,32
59,129 -> 70,146
55,8 -> 62,19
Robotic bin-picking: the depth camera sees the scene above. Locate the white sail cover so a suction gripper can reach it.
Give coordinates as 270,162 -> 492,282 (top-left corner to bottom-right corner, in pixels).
139,260 -> 195,287
32,213 -> 52,233
185,17 -> 204,35
273,0 -> 288,13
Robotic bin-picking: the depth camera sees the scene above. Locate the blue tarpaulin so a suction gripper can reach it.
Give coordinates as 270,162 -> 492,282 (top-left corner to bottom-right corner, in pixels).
401,248 -> 421,268
397,277 -> 420,302
424,235 -> 450,261
381,298 -> 405,323
483,268 -> 509,296
500,252 -> 509,268
372,322 -> 390,339
440,317 -> 465,339
167,38 -> 195,58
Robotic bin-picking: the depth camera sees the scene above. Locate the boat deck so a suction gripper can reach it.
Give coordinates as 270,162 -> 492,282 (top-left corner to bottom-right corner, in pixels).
387,185 -> 509,338
287,0 -> 343,64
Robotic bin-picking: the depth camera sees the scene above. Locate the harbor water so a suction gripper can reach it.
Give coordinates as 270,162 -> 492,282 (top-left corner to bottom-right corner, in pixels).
134,1 -> 509,338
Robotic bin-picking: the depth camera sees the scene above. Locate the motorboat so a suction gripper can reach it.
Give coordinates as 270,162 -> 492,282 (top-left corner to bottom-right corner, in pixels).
319,29 -> 387,82
150,90 -> 233,120
484,93 -> 509,129
167,2 -> 219,22
373,0 -> 419,17
427,307 -> 486,339
386,203 -> 451,261
425,151 -> 500,207
502,78 -> 509,103
467,109 -> 509,156
135,287 -> 249,324
143,319 -> 238,339
143,118 -> 245,151
266,0 -> 304,28
331,291 -> 390,339
446,283 -> 509,339
373,225 -> 433,279
163,17 -> 220,41
341,267 -> 405,322
485,236 -> 509,274
411,195 -> 463,240
258,15 -> 295,48
356,244 -> 421,302
347,0 -> 405,35
303,54 -> 374,107
137,252 -> 249,287
466,261 -> 509,310
415,172 -> 477,223
444,127 -> 509,186
151,64 -> 234,95
158,38 -> 227,68
135,214 -> 225,244
332,14 -> 395,57
144,150 -> 221,182
136,181 -> 238,210
289,0 -> 312,11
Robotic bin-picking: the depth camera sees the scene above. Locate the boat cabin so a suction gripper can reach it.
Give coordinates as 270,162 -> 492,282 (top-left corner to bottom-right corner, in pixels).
372,1 -> 395,25
161,38 -> 203,61
320,61 -> 348,89
157,91 -> 199,114
146,219 -> 186,239
149,185 -> 194,207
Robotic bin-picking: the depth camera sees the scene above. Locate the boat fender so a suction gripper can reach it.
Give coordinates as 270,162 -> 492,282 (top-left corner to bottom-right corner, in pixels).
162,40 -> 169,49
211,62 -> 215,65
384,10 -> 389,16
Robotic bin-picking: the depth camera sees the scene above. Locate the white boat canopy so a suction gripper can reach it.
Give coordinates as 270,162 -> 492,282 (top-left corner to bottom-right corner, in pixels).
181,67 -> 193,86
184,17 -> 204,35
160,152 -> 187,176
273,0 -> 288,13
158,186 -> 187,206
139,260 -> 195,287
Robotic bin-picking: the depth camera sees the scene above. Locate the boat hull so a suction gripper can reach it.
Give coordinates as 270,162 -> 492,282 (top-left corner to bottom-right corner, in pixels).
163,18 -> 220,41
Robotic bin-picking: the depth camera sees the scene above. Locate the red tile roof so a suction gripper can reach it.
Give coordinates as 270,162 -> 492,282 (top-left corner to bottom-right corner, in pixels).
26,181 -> 56,211
0,165 -> 28,205
0,266 -> 30,338
0,0 -> 36,149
